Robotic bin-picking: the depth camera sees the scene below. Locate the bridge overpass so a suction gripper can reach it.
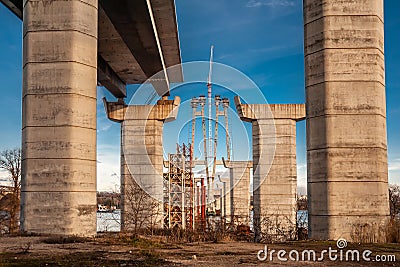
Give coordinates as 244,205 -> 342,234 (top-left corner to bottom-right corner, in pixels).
1,0 -> 182,97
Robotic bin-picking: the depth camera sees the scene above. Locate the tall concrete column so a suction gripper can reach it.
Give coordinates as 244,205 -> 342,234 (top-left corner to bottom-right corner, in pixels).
223,160 -> 252,225
235,97 -> 305,241
21,0 -> 98,236
304,0 -> 389,242
105,98 -> 179,230
220,177 -> 231,222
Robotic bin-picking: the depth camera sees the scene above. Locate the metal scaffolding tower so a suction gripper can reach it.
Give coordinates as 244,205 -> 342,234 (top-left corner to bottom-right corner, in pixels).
163,144 -> 194,230
190,95 -> 231,216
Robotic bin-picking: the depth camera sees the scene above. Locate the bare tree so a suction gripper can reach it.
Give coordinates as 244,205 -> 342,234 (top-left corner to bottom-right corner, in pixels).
256,208 -> 297,243
297,194 -> 308,211
122,181 -> 162,235
389,184 -> 400,218
0,148 -> 21,234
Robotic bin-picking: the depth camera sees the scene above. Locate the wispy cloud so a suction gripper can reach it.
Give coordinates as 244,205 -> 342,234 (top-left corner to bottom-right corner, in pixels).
97,121 -> 113,133
246,0 -> 295,8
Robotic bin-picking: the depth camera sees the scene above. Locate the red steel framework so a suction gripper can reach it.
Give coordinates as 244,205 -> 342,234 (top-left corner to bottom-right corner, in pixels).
163,144 -> 195,230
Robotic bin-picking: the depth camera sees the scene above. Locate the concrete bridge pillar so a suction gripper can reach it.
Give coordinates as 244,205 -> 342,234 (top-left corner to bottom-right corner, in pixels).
223,160 -> 252,225
235,97 -> 305,241
220,177 -> 231,222
104,97 -> 179,230
304,0 -> 389,242
21,0 -> 98,236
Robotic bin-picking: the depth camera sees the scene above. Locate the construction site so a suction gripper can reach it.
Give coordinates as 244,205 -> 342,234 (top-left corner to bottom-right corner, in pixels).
161,49 -> 250,233
2,0 -> 400,265
0,0 -> 395,248
162,93 -> 249,232
100,42 -> 305,242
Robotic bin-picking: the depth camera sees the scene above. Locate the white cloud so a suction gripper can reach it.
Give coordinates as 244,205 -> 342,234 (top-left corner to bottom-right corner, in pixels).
297,163 -> 307,193
97,144 -> 120,192
246,0 -> 295,8
389,158 -> 400,185
389,159 -> 400,171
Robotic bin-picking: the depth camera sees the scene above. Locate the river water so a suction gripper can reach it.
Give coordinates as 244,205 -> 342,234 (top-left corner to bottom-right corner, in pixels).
97,210 -> 308,232
97,210 -> 121,232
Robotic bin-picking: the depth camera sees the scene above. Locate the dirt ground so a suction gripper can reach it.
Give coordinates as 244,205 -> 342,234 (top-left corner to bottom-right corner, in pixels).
0,235 -> 399,266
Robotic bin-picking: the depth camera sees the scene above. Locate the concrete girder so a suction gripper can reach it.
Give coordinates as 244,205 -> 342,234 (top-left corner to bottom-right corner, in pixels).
2,0 -> 182,97
0,0 -> 21,18
98,0 -> 183,95
98,0 -> 165,78
97,55 -> 126,98
97,4 -> 148,86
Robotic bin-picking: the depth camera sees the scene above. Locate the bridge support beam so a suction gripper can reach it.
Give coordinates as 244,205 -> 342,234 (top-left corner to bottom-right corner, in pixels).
104,97 -> 179,230
21,0 -> 98,236
304,0 -> 389,242
236,98 -> 305,241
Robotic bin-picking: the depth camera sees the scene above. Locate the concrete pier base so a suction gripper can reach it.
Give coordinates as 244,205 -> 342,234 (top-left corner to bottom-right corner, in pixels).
105,97 -> 179,231
20,0 -> 98,236
235,97 -> 305,241
304,0 -> 389,242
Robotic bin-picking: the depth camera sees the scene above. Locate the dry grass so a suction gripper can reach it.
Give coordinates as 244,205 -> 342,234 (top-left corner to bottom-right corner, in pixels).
387,218 -> 400,243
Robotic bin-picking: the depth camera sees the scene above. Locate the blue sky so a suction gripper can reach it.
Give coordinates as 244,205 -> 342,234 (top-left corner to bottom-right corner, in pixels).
0,0 -> 399,191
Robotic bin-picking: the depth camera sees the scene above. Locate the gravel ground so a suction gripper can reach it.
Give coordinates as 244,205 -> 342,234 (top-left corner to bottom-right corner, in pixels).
0,235 -> 399,266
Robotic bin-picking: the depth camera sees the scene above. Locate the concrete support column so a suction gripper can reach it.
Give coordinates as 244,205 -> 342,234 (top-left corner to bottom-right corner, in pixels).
304,0 -> 389,242
104,98 -> 179,230
235,97 -> 305,241
21,0 -> 98,236
223,161 -> 252,225
220,177 -> 231,222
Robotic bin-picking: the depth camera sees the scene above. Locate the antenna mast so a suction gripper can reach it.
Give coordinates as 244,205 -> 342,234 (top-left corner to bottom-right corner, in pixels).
207,45 -> 214,164
207,45 -> 214,210
207,45 -> 214,86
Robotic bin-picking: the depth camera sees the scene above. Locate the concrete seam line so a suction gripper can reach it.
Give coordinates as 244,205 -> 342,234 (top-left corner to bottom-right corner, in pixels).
304,14 -> 384,27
